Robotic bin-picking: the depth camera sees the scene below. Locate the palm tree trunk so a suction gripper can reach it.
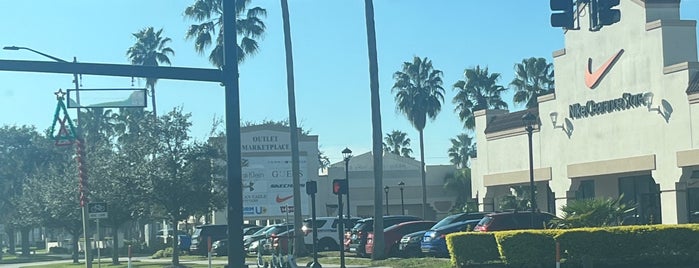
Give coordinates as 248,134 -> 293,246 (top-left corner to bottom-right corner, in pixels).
419,129 -> 428,219
280,0 -> 307,257
364,0 -> 386,260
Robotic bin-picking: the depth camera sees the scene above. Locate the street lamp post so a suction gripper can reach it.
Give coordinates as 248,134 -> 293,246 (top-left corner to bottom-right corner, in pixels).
342,148 -> 352,219
398,181 -> 405,215
522,111 -> 538,228
4,46 -> 91,268
384,186 -> 390,216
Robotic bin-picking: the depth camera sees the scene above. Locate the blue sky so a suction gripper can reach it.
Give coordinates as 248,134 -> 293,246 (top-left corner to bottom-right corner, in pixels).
1,1 -> 697,165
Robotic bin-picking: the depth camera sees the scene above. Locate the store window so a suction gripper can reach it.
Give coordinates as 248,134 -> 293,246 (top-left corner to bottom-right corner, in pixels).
687,171 -> 699,223
618,175 -> 661,225
576,180 -> 595,200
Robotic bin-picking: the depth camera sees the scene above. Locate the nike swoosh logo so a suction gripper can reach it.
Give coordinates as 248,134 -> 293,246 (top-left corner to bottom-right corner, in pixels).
585,49 -> 624,89
276,194 -> 293,203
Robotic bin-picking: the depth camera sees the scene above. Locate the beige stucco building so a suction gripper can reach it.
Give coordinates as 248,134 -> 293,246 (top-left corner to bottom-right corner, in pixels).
324,152 -> 458,221
210,125 -> 459,224
472,0 -> 699,224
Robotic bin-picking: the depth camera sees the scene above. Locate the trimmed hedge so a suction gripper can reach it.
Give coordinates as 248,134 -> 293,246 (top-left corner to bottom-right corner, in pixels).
447,232 -> 500,267
448,224 -> 699,267
555,224 -> 699,267
495,230 -> 558,267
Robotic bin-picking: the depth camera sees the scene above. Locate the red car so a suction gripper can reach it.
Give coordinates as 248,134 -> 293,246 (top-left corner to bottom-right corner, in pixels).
365,220 -> 436,257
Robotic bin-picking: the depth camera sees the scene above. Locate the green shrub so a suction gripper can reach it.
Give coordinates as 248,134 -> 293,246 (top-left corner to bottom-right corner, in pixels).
447,232 -> 500,267
494,230 -> 557,268
151,247 -> 174,259
555,224 -> 699,267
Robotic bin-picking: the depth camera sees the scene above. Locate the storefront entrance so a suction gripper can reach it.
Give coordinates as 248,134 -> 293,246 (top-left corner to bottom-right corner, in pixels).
619,175 -> 661,224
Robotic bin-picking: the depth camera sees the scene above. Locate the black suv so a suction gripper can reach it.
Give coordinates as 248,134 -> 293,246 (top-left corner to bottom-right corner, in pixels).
473,211 -> 556,232
346,215 -> 421,257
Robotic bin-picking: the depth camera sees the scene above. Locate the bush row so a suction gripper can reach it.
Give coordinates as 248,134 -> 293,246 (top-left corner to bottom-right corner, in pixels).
447,224 -> 699,268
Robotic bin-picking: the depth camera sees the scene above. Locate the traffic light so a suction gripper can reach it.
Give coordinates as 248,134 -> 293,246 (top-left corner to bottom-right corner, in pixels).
332,179 -> 347,195
597,0 -> 621,26
306,181 -> 317,195
550,0 -> 575,29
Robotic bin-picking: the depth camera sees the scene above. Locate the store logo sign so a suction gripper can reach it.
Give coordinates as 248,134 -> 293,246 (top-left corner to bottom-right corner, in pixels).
585,49 -> 624,89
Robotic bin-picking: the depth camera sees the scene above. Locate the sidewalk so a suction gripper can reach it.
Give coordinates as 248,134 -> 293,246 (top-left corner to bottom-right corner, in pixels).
2,256 -> 391,268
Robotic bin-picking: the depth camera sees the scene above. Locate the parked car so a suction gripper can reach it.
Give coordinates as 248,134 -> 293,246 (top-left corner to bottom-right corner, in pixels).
211,238 -> 228,256
190,223 -> 258,255
245,223 -> 294,254
345,215 -> 422,257
398,230 -> 428,258
473,211 -> 557,232
430,212 -> 489,230
301,216 -> 360,251
421,219 -> 481,257
190,224 -> 227,255
365,220 -> 436,257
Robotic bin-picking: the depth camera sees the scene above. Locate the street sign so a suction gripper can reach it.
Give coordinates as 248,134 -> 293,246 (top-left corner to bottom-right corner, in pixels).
88,202 -> 108,219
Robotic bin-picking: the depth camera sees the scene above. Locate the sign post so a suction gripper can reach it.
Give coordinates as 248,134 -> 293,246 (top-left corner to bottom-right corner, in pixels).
88,202 -> 108,268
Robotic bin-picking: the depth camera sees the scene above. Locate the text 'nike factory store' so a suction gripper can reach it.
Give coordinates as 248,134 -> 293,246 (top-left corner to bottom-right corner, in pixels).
471,0 -> 699,224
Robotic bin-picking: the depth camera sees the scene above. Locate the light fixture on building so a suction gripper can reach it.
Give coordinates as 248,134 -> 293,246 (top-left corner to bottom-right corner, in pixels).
549,111 -> 574,138
643,92 -> 673,122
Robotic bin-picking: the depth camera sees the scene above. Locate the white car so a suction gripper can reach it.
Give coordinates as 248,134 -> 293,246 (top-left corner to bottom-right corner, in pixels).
301,216 -> 360,251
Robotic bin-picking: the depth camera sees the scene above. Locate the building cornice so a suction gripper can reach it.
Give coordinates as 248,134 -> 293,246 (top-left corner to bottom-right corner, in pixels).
484,167 -> 552,187
646,19 -> 696,31
664,62 -> 699,74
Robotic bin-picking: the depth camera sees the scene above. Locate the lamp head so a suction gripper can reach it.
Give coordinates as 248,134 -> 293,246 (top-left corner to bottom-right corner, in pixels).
398,181 -> 405,190
342,147 -> 352,161
384,186 -> 389,193
549,112 -> 558,126
522,111 -> 538,129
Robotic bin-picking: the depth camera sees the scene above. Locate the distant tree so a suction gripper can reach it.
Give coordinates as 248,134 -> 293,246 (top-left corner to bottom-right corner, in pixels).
19,162 -> 84,263
499,185 -> 533,211
448,133 -> 475,169
318,151 -> 330,173
0,125 -> 57,256
184,0 -> 267,68
148,107 -> 225,266
392,56 -> 445,220
510,57 -> 554,108
382,130 -> 413,158
126,27 -> 174,117
452,65 -> 508,130
443,168 -> 473,213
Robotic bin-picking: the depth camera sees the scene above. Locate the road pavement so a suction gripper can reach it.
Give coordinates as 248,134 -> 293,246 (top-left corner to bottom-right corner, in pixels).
2,256 -> 392,268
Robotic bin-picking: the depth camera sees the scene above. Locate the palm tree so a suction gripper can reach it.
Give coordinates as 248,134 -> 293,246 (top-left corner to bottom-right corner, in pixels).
452,65 -> 508,130
383,130 -> 413,158
510,57 -> 555,108
184,0 -> 267,68
126,27 -> 174,117
392,56 -> 445,220
448,133 -> 474,169
279,0 -> 307,257
443,168 -> 473,212
364,0 -> 387,260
